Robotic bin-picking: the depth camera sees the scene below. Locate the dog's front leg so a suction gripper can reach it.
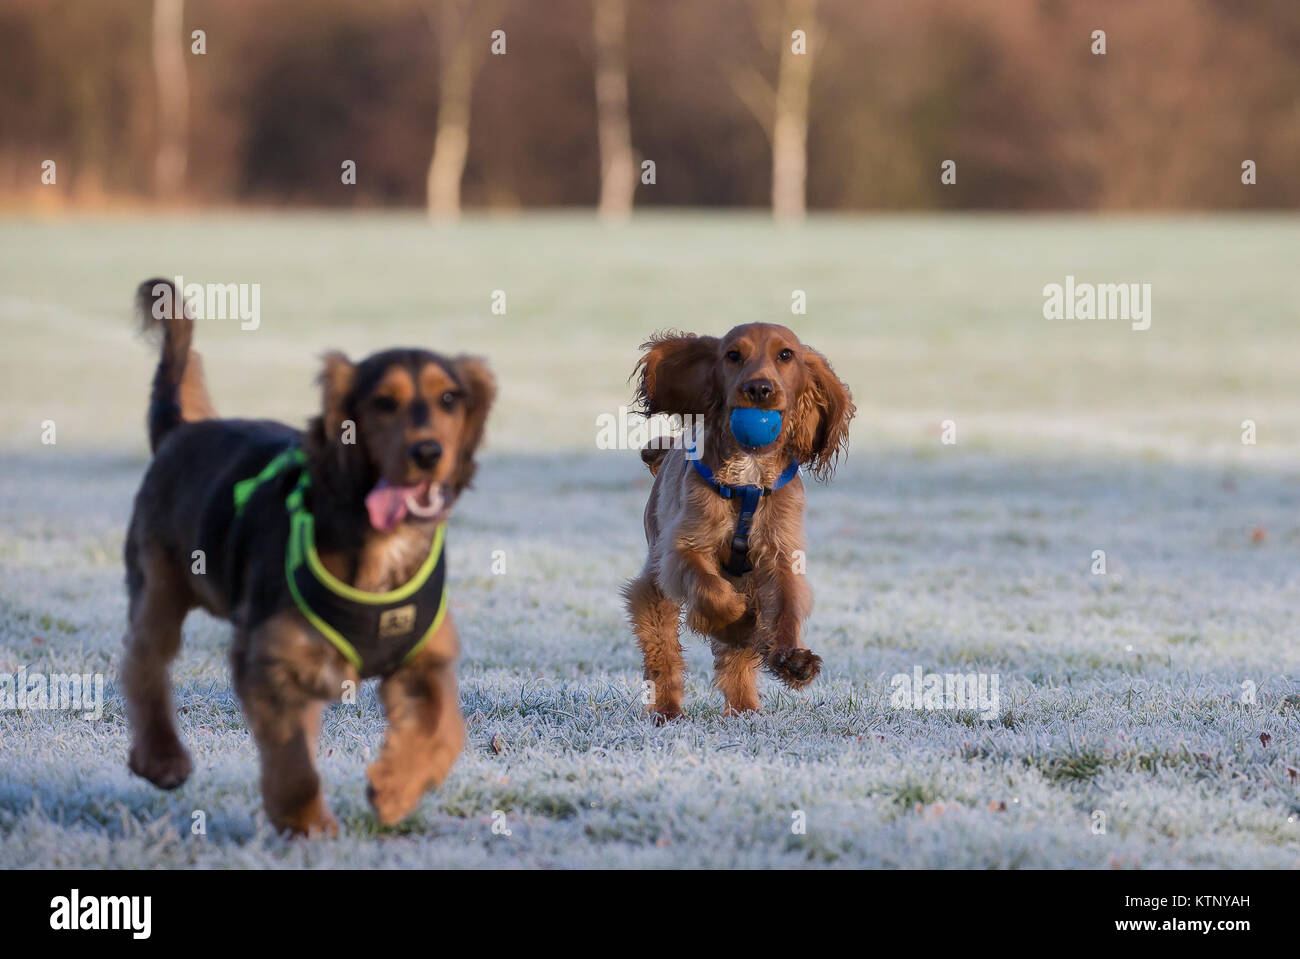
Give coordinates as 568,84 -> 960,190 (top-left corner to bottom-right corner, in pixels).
232,614 -> 351,837
366,619 -> 464,826
760,558 -> 822,689
678,547 -> 747,635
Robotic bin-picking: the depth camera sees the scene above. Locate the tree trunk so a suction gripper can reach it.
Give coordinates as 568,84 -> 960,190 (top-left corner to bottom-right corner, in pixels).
428,2 -> 473,220
771,0 -> 815,220
152,0 -> 188,199
593,0 -> 635,220
426,0 -> 505,221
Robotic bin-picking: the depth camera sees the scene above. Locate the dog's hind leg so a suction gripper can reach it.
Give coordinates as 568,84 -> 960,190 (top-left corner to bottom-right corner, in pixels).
122,539 -> 196,790
624,571 -> 686,723
232,614 -> 351,837
710,639 -> 762,715
366,624 -> 465,826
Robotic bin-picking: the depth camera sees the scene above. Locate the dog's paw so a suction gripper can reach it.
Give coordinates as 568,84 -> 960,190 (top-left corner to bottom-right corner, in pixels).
272,798 -> 339,838
766,647 -> 823,690
649,704 -> 684,726
687,587 -> 747,634
128,740 -> 193,791
366,759 -> 426,826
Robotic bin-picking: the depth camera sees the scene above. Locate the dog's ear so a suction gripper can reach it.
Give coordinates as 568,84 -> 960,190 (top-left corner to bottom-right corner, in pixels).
449,354 -> 496,495
318,351 -> 356,442
789,347 -> 854,481
632,332 -> 720,416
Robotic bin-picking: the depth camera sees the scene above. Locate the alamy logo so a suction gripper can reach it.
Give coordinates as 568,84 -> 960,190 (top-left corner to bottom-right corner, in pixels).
595,407 -> 704,457
1,667 -> 104,720
890,664 -> 1000,720
152,275 -> 260,331
1042,275 -> 1151,331
50,890 -> 151,939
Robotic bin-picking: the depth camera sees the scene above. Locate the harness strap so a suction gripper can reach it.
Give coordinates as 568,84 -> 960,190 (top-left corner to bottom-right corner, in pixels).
232,445 -> 448,677
285,506 -> 447,676
723,483 -> 765,577
685,444 -> 799,577
233,446 -> 305,514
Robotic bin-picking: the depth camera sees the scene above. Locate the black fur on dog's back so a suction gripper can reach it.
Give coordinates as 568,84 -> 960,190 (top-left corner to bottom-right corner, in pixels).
130,417 -> 301,625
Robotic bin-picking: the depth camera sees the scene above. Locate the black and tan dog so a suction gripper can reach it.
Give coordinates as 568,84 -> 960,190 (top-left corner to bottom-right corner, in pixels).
121,279 -> 494,835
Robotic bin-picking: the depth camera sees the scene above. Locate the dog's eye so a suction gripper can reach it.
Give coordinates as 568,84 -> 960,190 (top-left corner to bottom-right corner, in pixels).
777,348 -> 794,362
439,390 -> 460,411
725,350 -> 742,363
372,395 -> 399,413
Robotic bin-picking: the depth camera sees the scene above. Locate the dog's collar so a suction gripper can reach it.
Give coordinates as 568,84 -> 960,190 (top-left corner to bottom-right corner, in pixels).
684,443 -> 798,577
233,445 -> 448,677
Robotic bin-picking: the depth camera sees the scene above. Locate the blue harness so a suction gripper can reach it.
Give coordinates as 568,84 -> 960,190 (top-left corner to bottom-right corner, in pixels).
686,445 -> 799,577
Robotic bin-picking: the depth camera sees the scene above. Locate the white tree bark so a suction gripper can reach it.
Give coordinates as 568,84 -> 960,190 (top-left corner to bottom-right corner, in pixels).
730,0 -> 818,220
593,0 -> 635,220
152,0 -> 188,198
771,0 -> 816,220
426,0 -> 504,221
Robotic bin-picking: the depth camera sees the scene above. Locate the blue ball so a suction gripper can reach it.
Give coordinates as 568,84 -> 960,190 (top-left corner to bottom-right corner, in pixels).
730,407 -> 782,448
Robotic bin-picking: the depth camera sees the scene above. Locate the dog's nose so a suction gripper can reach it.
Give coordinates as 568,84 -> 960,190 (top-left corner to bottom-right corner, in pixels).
408,440 -> 443,470
741,379 -> 774,403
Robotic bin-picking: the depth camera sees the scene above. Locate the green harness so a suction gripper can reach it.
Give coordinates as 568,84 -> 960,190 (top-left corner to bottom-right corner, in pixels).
233,447 -> 449,677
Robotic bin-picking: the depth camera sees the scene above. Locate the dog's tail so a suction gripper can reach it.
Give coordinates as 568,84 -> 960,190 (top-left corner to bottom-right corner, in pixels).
136,278 -> 217,453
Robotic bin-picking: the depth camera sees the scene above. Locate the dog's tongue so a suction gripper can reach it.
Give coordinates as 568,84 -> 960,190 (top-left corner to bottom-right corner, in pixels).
365,479 -> 428,532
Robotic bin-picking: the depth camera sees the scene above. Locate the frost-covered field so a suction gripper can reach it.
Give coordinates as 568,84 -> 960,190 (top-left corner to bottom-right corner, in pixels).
1,213 -> 1298,868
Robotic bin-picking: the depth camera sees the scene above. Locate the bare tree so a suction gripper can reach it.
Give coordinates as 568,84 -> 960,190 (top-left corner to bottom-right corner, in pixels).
730,0 -> 818,220
425,0 -> 504,221
593,0 -> 635,220
152,0 -> 188,198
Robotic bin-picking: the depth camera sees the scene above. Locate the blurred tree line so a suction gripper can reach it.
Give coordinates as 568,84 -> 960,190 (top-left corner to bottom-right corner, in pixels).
1,0 -> 1297,212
